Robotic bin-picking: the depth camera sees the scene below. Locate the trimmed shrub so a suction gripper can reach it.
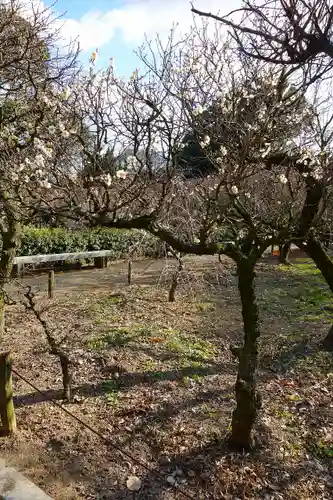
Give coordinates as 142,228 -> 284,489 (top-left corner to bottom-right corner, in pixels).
16,227 -> 159,260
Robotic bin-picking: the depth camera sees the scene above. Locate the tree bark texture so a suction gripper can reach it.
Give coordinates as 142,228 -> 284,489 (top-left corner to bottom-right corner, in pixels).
0,352 -> 16,435
230,260 -> 261,450
303,236 -> 333,293
0,223 -> 21,337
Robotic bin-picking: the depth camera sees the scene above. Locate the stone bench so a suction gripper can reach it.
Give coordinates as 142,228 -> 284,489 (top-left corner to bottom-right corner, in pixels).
0,459 -> 51,499
13,250 -> 114,276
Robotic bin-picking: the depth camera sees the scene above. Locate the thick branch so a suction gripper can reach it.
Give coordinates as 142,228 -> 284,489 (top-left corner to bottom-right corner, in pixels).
93,213 -> 238,259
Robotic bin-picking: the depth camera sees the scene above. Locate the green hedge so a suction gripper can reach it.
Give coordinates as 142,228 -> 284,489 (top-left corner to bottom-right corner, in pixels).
17,227 -> 159,259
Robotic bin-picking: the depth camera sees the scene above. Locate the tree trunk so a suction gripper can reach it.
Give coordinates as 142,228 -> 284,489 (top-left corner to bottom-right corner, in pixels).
0,223 -> 22,337
278,243 -> 291,265
230,260 -> 261,450
301,236 -> 333,350
322,325 -> 333,351
303,236 -> 333,293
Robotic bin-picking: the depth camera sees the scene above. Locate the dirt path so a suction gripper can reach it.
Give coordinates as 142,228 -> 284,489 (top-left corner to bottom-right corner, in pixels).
11,246 -> 305,297
11,255 -> 225,296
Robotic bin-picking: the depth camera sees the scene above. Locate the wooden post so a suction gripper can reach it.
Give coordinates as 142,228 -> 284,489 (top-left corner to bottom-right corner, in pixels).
128,260 -> 132,285
168,255 -> 183,302
48,270 -> 55,299
0,352 -> 16,435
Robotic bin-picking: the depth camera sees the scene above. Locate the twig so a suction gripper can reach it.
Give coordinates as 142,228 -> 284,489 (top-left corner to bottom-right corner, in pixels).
22,286 -> 71,400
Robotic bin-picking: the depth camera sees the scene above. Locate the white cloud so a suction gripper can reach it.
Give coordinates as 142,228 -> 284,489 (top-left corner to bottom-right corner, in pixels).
57,0 -> 239,51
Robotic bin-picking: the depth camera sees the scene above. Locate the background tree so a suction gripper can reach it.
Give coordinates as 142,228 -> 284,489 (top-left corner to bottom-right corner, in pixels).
193,0 -> 333,348
0,0 -> 79,334
47,23 -> 323,449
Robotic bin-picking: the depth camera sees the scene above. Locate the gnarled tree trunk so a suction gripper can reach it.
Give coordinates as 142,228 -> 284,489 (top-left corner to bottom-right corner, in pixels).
301,236 -> 333,350
303,236 -> 333,293
0,222 -> 21,337
230,259 -> 261,450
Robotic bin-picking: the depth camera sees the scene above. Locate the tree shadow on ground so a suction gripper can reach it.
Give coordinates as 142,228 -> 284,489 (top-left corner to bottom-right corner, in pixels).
12,381 -> 235,499
13,361 -> 236,408
103,422 -> 332,500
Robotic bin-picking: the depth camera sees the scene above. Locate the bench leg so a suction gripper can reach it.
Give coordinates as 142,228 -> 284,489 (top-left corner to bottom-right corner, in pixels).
94,257 -> 107,269
13,264 -> 24,277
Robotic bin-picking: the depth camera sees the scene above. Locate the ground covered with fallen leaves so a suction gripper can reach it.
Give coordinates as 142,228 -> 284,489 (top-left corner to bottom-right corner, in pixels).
0,255 -> 332,499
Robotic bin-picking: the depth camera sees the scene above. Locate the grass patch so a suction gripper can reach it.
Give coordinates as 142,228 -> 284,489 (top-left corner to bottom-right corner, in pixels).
295,351 -> 333,376
87,324 -> 159,350
280,259 -> 321,276
166,333 -> 215,362
89,293 -> 126,316
87,328 -> 133,349
307,438 -> 333,458
197,301 -> 215,312
263,260 -> 333,325
100,379 -> 121,407
140,359 -> 158,371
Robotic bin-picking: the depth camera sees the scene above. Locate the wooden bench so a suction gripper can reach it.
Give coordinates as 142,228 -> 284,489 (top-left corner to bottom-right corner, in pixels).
13,250 -> 115,276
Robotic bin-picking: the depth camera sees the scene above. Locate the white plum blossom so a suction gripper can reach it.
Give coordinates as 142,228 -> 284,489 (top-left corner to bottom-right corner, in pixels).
33,138 -> 53,159
34,137 -> 43,148
238,229 -> 247,239
220,146 -> 228,156
193,104 -> 204,116
116,169 -> 128,180
48,125 -> 56,135
100,173 -> 112,187
231,185 -> 239,195
126,156 -> 139,170
61,130 -> 70,139
44,147 -> 53,159
35,168 -> 44,178
313,166 -> 324,180
200,135 -> 210,148
261,143 -> 272,158
35,154 -> 45,168
279,174 -> 288,184
39,179 -> 52,189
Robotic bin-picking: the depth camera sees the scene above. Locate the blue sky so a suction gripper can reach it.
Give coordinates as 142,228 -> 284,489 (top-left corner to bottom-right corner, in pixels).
43,0 -> 238,76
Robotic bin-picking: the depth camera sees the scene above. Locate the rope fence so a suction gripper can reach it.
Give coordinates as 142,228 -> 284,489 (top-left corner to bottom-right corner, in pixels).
11,367 -> 206,500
